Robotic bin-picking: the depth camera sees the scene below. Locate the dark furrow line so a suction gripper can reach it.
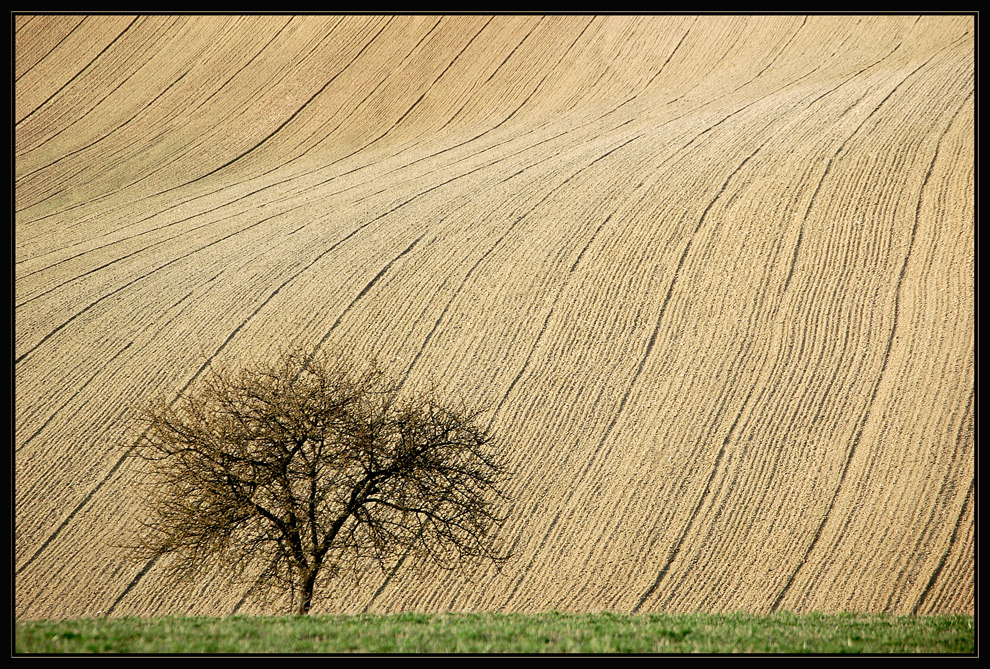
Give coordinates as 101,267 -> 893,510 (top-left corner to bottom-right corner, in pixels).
436,16 -> 546,134
17,214 -> 352,577
17,224 -> 365,578
503,129 -> 768,610
15,16 -> 140,127
14,273 -> 228,576
632,410 -> 737,612
16,17 -> 185,163
16,17 -> 298,227
802,41 -> 904,110
332,15 -> 563,203
104,556 -> 159,617
14,208 -> 285,366
814,92 -> 973,611
230,553 -> 282,616
394,132 -> 641,391
641,191 -> 815,603
306,123 -> 626,366
16,193 -> 268,307
13,14 -> 36,34
330,17 -> 493,160
16,420 -> 135,577
487,213 -> 614,428
656,19 -> 744,113
364,133 -> 642,612
911,396 -> 974,616
749,16 -> 807,82
18,195 -> 249,278
780,42 -> 949,297
309,136 -> 573,360
889,381 -> 974,613
274,16 -> 554,195
179,20 -> 396,190
640,382 -> 761,612
14,15 -> 86,83
640,18 -> 695,90
74,16 -> 391,215
16,278 -> 205,453
279,17 -> 445,167
19,19 -> 601,242
618,140 -> 772,612
188,17 -> 295,118
134,221 -> 419,612
16,36 -> 211,185
16,24 -> 648,350
769,82 -> 964,613
15,339 -> 137,452
489,17 -> 596,133
313,235 -> 425,354
379,15 -> 779,233
361,546 -> 417,614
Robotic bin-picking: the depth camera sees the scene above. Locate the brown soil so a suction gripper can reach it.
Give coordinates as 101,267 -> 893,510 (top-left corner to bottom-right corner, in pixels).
15,15 -> 974,619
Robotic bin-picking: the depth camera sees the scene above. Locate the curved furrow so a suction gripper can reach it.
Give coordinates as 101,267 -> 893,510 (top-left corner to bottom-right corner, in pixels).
85,133 -> 597,613
360,131 -> 652,608
501,108 -> 782,610
16,17 -> 380,219
15,208 -> 279,364
242,16 -> 589,208
15,15 -> 139,128
770,48 -> 972,613
391,132 -> 644,390
912,474 -> 974,615
87,222 -> 424,606
14,16 -> 973,618
14,17 -> 299,195
15,17 -> 191,163
13,262 -> 234,571
14,15 -> 85,82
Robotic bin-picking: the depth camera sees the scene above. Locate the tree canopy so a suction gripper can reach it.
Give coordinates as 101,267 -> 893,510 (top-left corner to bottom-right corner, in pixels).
128,348 -> 512,615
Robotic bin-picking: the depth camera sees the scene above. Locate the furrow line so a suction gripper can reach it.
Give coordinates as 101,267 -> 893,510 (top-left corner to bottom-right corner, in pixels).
15,16 -> 140,128
393,131 -> 641,392
15,17 -> 299,228
317,16 -> 486,159
771,85 -> 968,611
13,15 -> 86,83
487,213 -> 615,427
885,381 -> 974,613
16,339 -> 137,453
366,134 -> 644,611
911,417 -> 974,615
505,127 -> 769,609
820,87 -> 973,561
16,37 -> 210,186
14,271 -> 228,574
16,17 -> 186,167
104,557 -> 159,617
180,19 -> 396,190
15,210 -> 283,365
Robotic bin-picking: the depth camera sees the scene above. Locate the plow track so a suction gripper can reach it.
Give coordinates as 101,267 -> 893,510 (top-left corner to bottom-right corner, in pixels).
14,15 -> 974,619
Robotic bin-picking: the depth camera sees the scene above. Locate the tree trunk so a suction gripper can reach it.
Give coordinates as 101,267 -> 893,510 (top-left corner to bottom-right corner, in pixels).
294,566 -> 319,615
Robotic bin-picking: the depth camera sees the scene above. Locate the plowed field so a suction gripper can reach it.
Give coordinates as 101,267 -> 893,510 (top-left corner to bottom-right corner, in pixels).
14,15 -> 974,620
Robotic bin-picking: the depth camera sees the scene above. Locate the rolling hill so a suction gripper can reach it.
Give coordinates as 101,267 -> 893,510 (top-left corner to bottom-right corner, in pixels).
14,14 -> 974,619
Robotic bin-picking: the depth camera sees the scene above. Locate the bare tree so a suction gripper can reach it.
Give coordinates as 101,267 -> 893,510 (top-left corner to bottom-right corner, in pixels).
127,348 -> 512,615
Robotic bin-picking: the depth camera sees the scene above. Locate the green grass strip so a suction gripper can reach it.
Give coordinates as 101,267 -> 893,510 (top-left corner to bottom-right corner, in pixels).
15,611 -> 975,654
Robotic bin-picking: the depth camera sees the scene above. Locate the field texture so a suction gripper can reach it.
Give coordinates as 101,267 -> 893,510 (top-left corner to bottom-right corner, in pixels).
14,15 -> 974,620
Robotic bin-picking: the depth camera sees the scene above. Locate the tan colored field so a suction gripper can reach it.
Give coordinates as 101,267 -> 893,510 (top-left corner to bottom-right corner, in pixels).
15,15 -> 974,620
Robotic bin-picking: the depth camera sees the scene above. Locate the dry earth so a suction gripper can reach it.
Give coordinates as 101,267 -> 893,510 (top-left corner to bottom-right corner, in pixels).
14,15 -> 974,619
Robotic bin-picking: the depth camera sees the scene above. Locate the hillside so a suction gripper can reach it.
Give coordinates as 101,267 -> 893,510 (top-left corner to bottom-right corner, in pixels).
14,14 -> 974,619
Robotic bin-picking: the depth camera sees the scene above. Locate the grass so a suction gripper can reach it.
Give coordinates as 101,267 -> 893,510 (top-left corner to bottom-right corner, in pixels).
14,611 -> 975,654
